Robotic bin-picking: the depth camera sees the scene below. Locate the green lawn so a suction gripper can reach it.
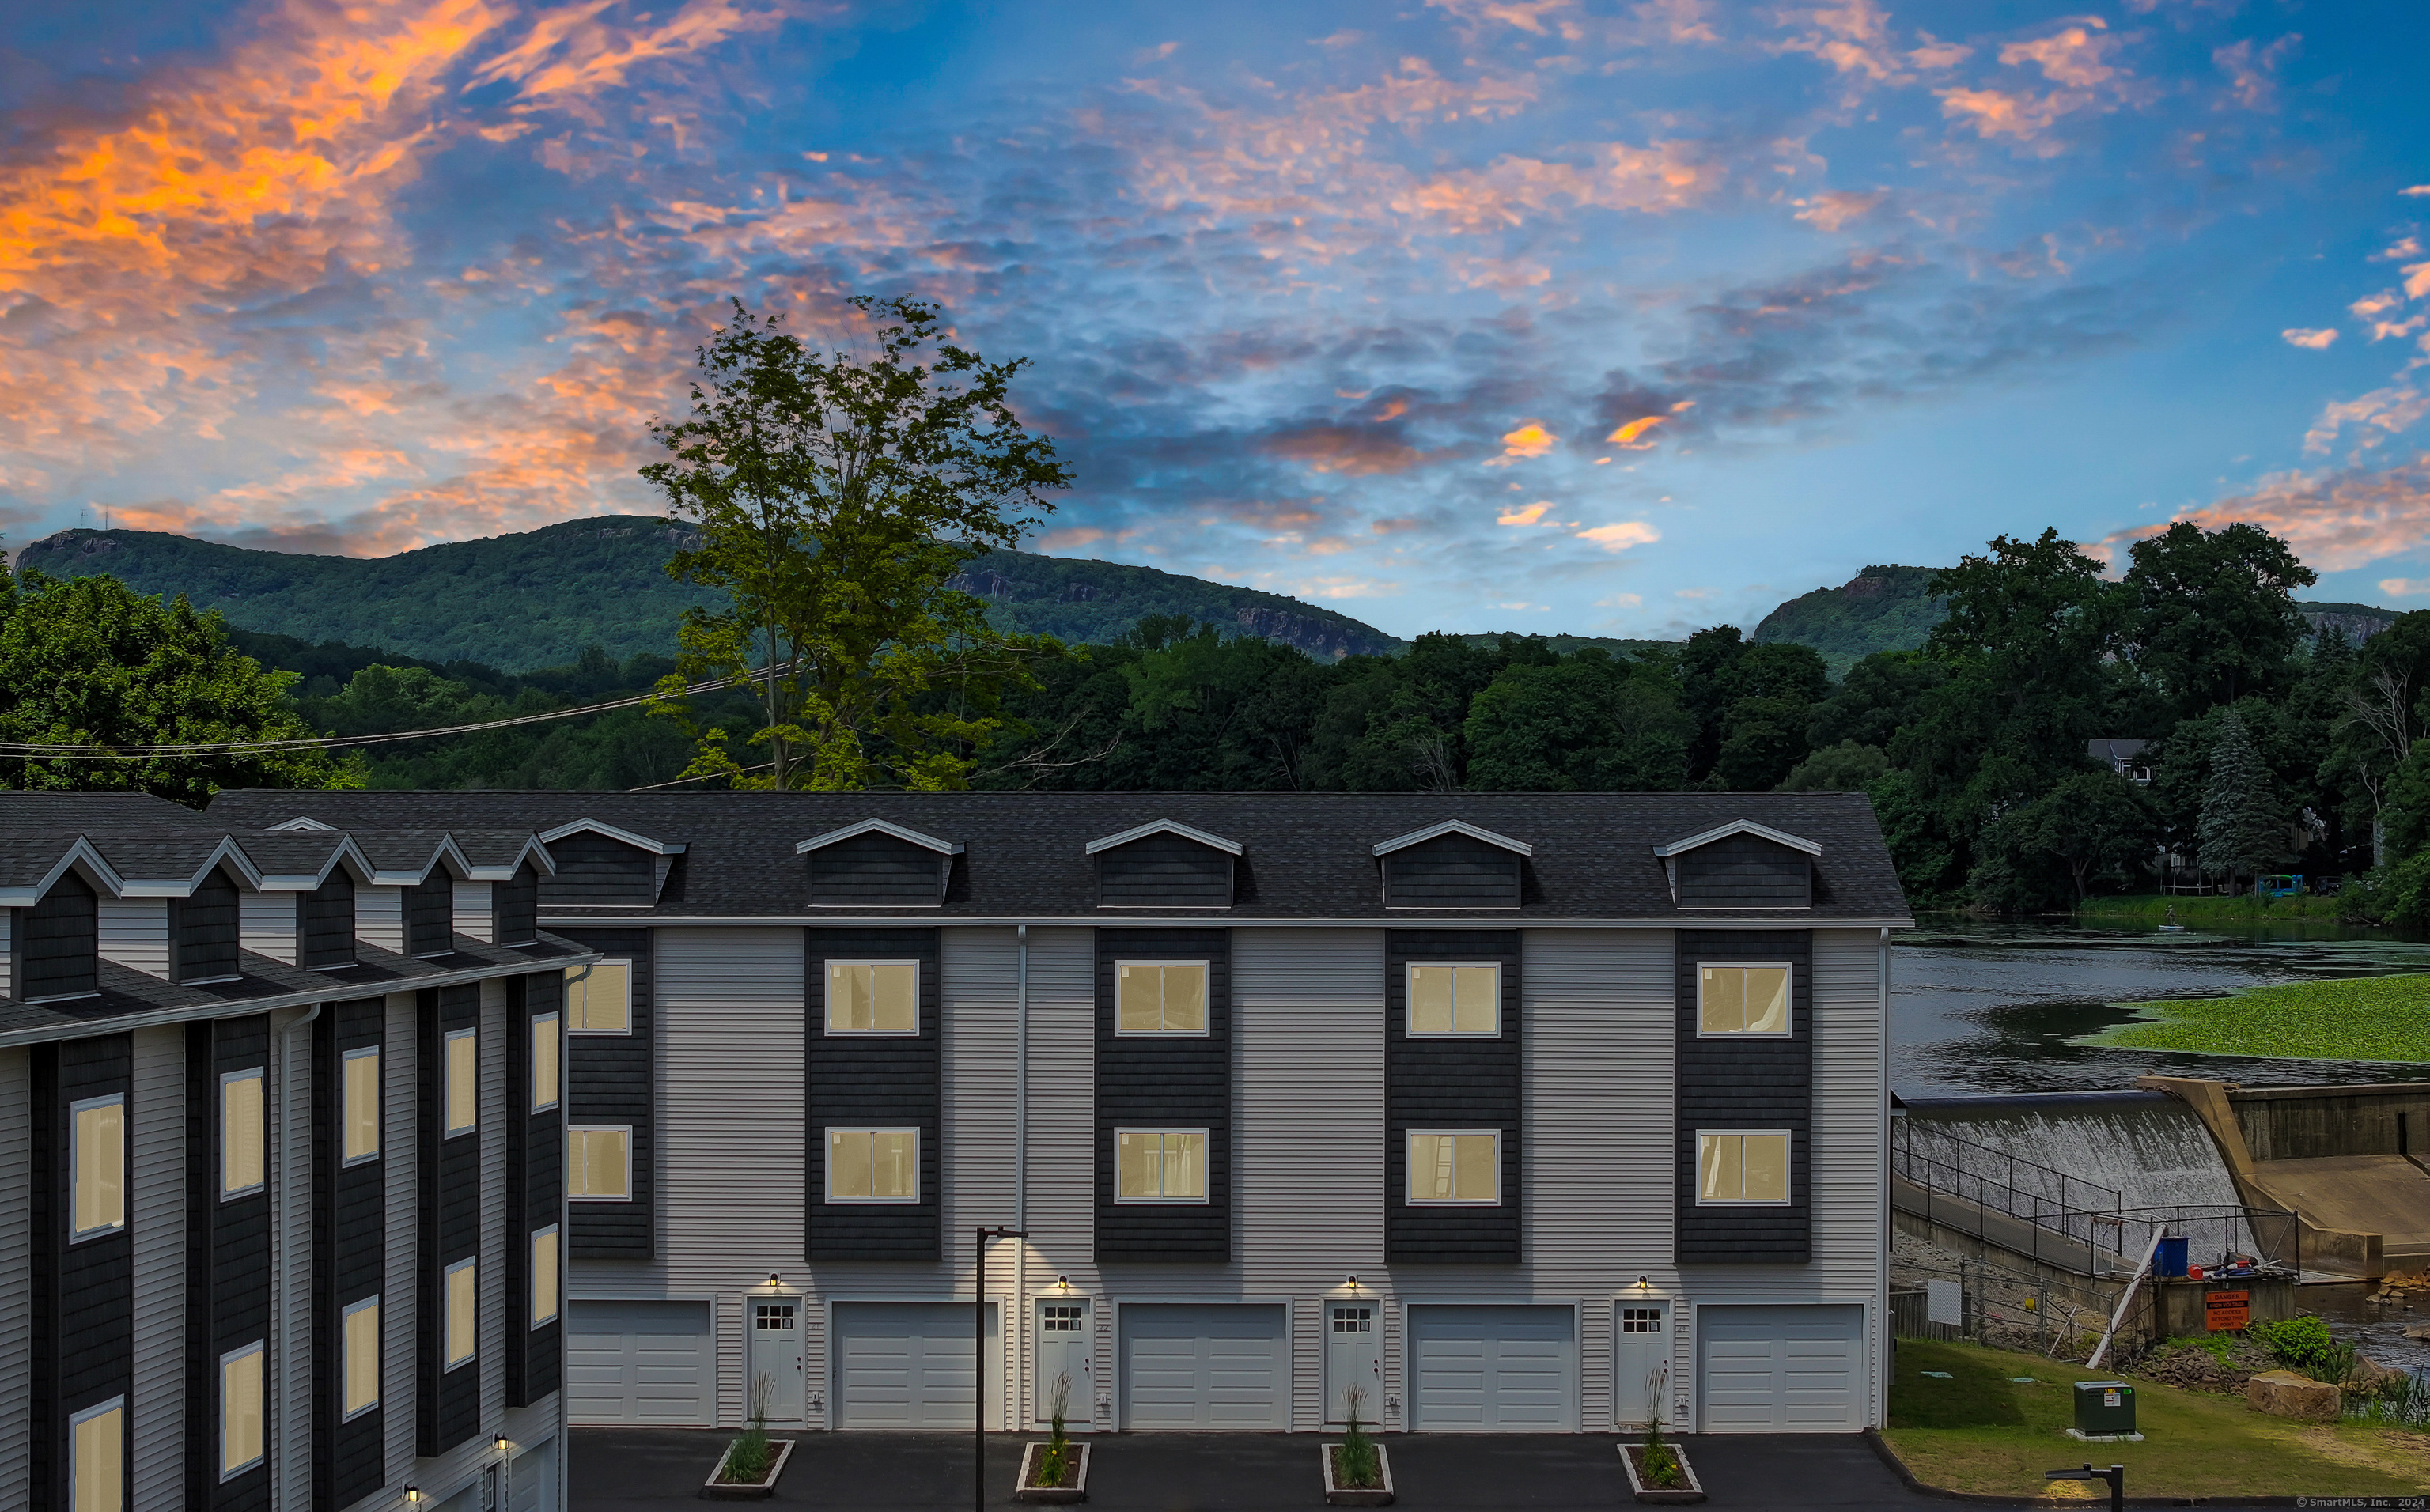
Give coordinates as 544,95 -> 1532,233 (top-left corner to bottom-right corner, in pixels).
2076,892 -> 2345,924
2081,972 -> 2430,1063
1883,1339 -> 2430,1499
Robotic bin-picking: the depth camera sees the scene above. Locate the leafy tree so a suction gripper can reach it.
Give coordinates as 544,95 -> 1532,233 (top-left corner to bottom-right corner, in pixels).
1463,653 -> 1692,791
0,569 -> 354,804
1807,651 -> 1946,751
642,295 -> 1069,790
1780,740 -> 1890,792
2120,520 -> 2316,716
2197,709 -> 2284,885
1863,769 -> 1959,899
2020,771 -> 2159,900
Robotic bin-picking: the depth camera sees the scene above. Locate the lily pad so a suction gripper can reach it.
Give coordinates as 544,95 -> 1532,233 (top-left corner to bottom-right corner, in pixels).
1921,1370 -> 1954,1378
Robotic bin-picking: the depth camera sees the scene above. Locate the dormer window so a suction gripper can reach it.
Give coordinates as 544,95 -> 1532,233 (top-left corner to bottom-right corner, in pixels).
1372,822 -> 1530,910
1086,821 -> 1239,909
796,820 -> 959,908
537,820 -> 681,909
1652,821 -> 1820,909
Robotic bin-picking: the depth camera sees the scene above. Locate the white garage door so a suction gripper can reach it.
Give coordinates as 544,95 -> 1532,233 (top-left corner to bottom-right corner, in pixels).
835,1302 -> 998,1430
1118,1304 -> 1288,1430
1699,1304 -> 1865,1432
566,1300 -> 714,1425
1408,1306 -> 1576,1431
506,1436 -> 557,1512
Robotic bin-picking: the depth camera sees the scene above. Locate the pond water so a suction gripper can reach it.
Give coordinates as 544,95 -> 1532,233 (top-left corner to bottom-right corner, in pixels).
1892,918 -> 2430,1098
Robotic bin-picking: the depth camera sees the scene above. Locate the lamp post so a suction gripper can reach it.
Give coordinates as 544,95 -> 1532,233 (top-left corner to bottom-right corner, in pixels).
976,1227 -> 1026,1512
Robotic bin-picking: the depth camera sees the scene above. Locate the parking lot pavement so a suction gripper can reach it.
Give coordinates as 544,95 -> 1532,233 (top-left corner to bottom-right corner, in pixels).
570,1427 -> 1940,1512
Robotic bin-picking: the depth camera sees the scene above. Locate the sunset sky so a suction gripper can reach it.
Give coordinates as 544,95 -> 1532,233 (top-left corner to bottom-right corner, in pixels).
2,0 -> 2424,639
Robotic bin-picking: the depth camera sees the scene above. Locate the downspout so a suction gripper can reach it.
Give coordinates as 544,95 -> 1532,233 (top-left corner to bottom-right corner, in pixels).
1014,924 -> 1029,1433
272,1002 -> 322,1512
1876,927 -> 1891,1433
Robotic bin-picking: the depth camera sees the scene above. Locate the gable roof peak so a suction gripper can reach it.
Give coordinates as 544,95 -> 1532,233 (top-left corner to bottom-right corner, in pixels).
1371,818 -> 1533,858
1084,818 -> 1243,856
795,818 -> 963,856
1652,818 -> 1822,858
536,817 -> 686,856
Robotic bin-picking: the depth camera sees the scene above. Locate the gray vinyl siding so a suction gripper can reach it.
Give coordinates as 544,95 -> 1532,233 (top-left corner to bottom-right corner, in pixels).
174,868 -> 241,983
1095,928 -> 1229,1261
0,1048 -> 26,1508
1674,931 -> 1813,1263
275,1006 -> 312,1509
357,886 -> 404,956
558,928 -> 652,1258
1386,931 -> 1521,1264
1382,836 -> 1521,909
806,928 -> 941,1259
383,992 -> 419,1488
238,890 -> 297,966
1811,929 -> 1888,1428
1094,833 -> 1234,908
539,832 -> 656,907
808,833 -> 948,907
455,881 -> 496,945
131,1025 -> 187,1508
98,894 -> 172,980
480,977 -> 510,1444
975,927 -> 1077,1431
1675,835 -> 1813,909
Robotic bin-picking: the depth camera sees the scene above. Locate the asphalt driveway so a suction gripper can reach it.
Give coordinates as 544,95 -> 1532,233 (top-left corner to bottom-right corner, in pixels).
570,1427 -> 1933,1511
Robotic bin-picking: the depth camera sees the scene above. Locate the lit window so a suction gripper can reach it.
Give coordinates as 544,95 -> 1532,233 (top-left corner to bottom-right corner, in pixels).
1407,963 -> 1499,1035
826,1128 -> 918,1203
70,1094 -> 125,1240
1115,1128 -> 1207,1204
221,1068 -> 265,1199
342,1298 -> 380,1419
530,1012 -> 560,1113
565,961 -> 632,1034
531,1227 -> 559,1327
70,1397 -> 122,1512
566,1127 -> 632,1201
1698,965 -> 1790,1037
1697,1132 -> 1791,1204
825,961 -> 918,1035
342,1047 -> 380,1165
444,1257 -> 477,1370
1406,1131 -> 1500,1204
1115,962 -> 1209,1034
444,1027 -> 477,1137
220,1340 -> 265,1478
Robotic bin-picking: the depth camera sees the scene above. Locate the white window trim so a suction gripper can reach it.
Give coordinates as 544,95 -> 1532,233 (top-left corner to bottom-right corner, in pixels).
1694,1128 -> 1794,1206
1694,961 -> 1795,1038
442,1257 -> 478,1370
218,1340 -> 266,1480
340,1296 -> 380,1420
823,1126 -> 921,1204
1111,1126 -> 1212,1205
69,1092 -> 126,1242
821,959 -> 922,1038
1111,960 -> 1213,1038
1405,1128 -> 1503,1206
341,1046 -> 380,1167
530,1012 -> 561,1113
69,1394 -> 124,1511
566,1125 -> 634,1203
530,1225 -> 560,1328
442,1026 -> 478,1139
1402,961 -> 1503,1038
219,1068 -> 266,1201
566,959 -> 635,1037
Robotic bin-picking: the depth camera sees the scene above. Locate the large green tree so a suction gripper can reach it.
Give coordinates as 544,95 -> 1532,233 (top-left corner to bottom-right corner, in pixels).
2197,708 -> 2284,885
642,295 -> 1070,790
0,569 -> 354,804
2119,520 -> 2315,716
1463,652 -> 1693,791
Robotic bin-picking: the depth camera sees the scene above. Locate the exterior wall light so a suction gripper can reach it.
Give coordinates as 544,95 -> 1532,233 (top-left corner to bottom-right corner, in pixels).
1056,1274 -> 1069,1289
1344,1275 -> 1360,1291
495,1434 -> 511,1454
1636,1275 -> 1651,1290
404,1489 -> 422,1504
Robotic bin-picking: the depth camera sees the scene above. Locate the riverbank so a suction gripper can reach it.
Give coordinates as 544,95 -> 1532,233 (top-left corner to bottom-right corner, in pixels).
2076,891 -> 2346,924
2087,972 -> 2430,1063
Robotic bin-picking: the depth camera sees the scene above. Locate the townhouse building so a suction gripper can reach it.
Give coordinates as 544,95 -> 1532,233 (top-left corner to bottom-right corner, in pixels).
214,788 -> 1909,1442
0,792 -> 584,1512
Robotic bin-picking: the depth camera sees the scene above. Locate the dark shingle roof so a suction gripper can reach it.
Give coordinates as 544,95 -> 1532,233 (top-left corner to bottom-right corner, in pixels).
0,792 -> 211,832
207,791 -> 1912,924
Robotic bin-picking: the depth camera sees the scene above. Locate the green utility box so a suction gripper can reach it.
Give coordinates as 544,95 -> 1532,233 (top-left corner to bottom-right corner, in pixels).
2072,1380 -> 2137,1436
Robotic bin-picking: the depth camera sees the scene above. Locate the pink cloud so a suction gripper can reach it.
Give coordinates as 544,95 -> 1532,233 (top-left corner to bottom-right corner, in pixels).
2101,452 -> 2430,573
2280,327 -> 2338,350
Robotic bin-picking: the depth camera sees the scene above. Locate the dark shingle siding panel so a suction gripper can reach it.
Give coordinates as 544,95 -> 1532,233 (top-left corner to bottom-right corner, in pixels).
1096,833 -> 1234,908
1677,835 -> 1812,909
495,863 -> 540,946
808,833 -> 945,908
418,984 -> 483,1455
806,928 -> 940,1260
302,872 -> 356,969
23,871 -> 100,1000
1385,931 -> 1520,1263
509,970 -> 562,1405
314,999 -> 386,1509
186,1015 -> 272,1512
28,1034 -> 134,1511
1096,928 -> 1229,1262
558,928 -> 652,1259
172,865 -> 241,982
1384,837 -> 1521,909
407,873 -> 454,958
1673,930 -> 1812,1264
538,831 -> 655,907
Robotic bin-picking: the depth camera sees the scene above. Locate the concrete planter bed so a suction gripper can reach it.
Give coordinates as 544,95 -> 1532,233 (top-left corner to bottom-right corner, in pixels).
1320,1442 -> 1395,1506
1621,1442 -> 1705,1505
1016,1442 -> 1091,1503
699,1438 -> 794,1501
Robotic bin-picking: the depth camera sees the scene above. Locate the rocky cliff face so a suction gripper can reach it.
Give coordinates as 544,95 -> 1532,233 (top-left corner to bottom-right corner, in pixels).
2301,609 -> 2393,644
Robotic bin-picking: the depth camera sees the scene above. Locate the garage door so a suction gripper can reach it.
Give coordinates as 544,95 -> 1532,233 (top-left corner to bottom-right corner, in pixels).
1118,1304 -> 1288,1430
566,1300 -> 714,1425
834,1302 -> 998,1430
1408,1306 -> 1575,1430
1698,1304 -> 1864,1431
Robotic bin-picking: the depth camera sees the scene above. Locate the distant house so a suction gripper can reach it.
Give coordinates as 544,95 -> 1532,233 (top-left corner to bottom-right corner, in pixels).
2087,739 -> 2152,784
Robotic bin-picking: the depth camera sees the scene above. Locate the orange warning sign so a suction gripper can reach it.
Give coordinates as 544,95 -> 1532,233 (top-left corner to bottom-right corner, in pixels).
2205,1290 -> 2250,1332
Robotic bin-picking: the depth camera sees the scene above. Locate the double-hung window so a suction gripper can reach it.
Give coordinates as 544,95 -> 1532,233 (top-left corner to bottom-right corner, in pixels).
565,961 -> 632,1034
1406,1130 -> 1499,1204
1696,1131 -> 1791,1204
444,1027 -> 477,1138
1698,964 -> 1790,1037
531,1226 -> 560,1327
1115,962 -> 1209,1034
221,1068 -> 265,1200
1114,1128 -> 1207,1203
443,1257 -> 478,1370
567,1127 -> 632,1200
70,1094 -> 126,1241
342,1298 -> 380,1419
825,1128 -> 918,1202
825,961 -> 918,1034
1406,962 -> 1499,1035
342,1046 -> 380,1165
531,1011 -> 560,1113
70,1397 -> 123,1512
220,1340 -> 265,1478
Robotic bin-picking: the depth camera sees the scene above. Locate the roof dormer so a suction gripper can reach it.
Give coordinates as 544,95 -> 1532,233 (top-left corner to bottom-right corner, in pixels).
1372,821 -> 1530,909
797,819 -> 960,908
537,818 -> 683,908
1086,820 -> 1240,909
1652,820 -> 1820,909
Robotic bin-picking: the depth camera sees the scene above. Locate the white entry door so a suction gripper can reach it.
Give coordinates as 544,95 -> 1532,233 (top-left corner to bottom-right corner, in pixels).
1035,1298 -> 1094,1427
1325,1302 -> 1381,1425
1698,1304 -> 1864,1432
1407,1305 -> 1576,1431
1613,1302 -> 1670,1430
749,1298 -> 806,1423
1118,1304 -> 1289,1430
834,1301 -> 1000,1430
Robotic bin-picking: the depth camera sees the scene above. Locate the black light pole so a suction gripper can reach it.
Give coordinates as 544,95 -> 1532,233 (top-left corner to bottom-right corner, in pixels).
976,1227 -> 1026,1512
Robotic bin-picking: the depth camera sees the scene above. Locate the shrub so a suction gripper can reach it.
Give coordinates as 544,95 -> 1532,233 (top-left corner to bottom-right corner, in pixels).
1334,1383 -> 1383,1490
2250,1316 -> 2358,1384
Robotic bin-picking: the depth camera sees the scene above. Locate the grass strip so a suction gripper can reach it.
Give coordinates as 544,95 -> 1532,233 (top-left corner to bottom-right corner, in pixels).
1884,1339 -> 2430,1499
2080,972 -> 2430,1063
2074,892 -> 2345,923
